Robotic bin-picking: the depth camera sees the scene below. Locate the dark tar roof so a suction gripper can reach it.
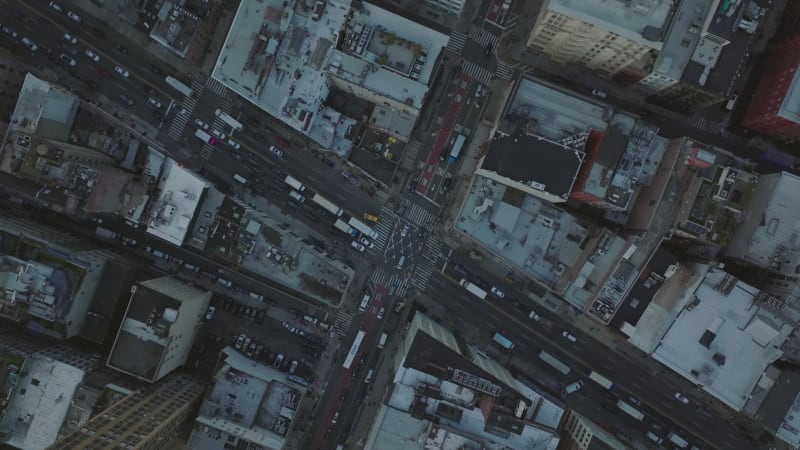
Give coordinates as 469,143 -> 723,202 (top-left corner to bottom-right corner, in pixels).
610,246 -> 678,329
597,129 -> 628,167
482,134 -> 584,199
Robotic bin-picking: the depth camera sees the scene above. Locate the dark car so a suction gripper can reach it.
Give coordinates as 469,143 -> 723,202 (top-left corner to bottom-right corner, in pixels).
396,204 -> 407,216
269,165 -> 285,177
287,199 -> 303,210
60,44 -> 77,55
147,64 -> 163,75
453,264 -> 469,277
269,187 -> 282,198
118,94 -> 134,107
115,45 -> 128,54
305,210 -> 318,221
408,178 -> 418,193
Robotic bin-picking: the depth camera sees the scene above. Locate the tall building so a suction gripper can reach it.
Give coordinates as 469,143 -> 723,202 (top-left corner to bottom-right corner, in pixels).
741,36 -> 800,141
49,375 -> 205,450
525,0 -> 671,77
0,213 -> 118,339
106,277 -> 211,383
560,410 -> 630,449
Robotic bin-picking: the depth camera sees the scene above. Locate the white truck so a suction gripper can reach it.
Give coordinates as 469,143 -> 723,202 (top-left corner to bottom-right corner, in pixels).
459,279 -> 487,300
667,431 -> 689,448
195,128 -> 215,144
233,174 -> 248,185
334,219 -> 358,237
284,175 -> 306,192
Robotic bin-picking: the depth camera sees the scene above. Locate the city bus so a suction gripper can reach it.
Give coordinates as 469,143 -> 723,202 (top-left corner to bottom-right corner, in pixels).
215,108 -> 244,132
165,76 -> 193,97
538,350 -> 571,375
342,330 -> 367,370
492,332 -> 515,350
448,134 -> 466,162
616,400 -> 645,421
312,193 -> 343,216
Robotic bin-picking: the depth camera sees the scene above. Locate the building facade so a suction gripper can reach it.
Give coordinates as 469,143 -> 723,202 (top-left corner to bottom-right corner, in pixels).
525,0 -> 669,77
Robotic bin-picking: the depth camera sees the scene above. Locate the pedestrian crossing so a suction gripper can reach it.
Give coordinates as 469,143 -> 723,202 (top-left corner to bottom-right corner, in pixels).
397,200 -> 436,227
167,79 -> 204,141
495,60 -> 516,82
692,116 -> 725,135
372,216 -> 393,249
460,59 -> 495,86
469,26 -> 499,48
332,311 -> 355,337
369,267 -> 410,297
447,31 -> 468,54
410,237 -> 442,291
205,77 -> 230,98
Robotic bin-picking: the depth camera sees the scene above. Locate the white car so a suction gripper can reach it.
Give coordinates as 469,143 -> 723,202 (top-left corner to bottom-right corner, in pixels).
147,96 -> 162,109
269,145 -> 284,157
210,129 -> 227,140
562,331 -> 577,342
67,11 -> 82,22
84,49 -> 100,62
350,241 -> 366,252
194,119 -> 209,130
528,309 -> 541,321
114,65 -> 129,78
49,2 -> 63,12
2,27 -> 17,39
234,334 -> 245,350
282,321 -> 297,333
22,37 -> 37,52
377,307 -> 385,319
227,139 -> 241,150
331,411 -> 339,424
289,360 -> 298,374
490,287 -> 505,298
63,33 -> 77,44
205,306 -> 216,320
400,223 -> 410,237
59,54 -> 76,67
674,392 -> 690,404
358,237 -> 374,248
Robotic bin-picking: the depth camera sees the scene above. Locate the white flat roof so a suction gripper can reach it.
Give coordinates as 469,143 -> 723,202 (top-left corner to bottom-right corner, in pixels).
651,0 -> 716,82
146,160 -> 206,245
779,68 -> 800,124
550,0 -> 671,48
653,267 -> 791,410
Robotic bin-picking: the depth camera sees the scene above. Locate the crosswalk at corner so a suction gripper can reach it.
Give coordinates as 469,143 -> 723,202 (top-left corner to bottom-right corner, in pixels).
332,311 -> 355,337
400,201 -> 436,228
495,60 -> 516,82
410,237 -> 442,291
460,59 -> 495,87
205,77 -> 231,98
167,96 -> 200,141
468,26 -> 499,48
692,116 -> 725,135
372,215 -> 394,248
447,31 -> 468,54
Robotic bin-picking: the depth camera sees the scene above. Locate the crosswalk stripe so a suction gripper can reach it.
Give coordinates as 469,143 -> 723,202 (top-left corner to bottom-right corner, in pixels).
405,203 -> 435,227
333,312 -> 354,336
496,60 -> 516,81
468,26 -> 499,48
460,59 -> 495,86
205,77 -> 230,98
447,31 -> 468,54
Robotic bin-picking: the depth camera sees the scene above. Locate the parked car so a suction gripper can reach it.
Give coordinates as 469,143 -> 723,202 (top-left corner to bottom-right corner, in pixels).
358,237 -> 374,248
234,334 -> 245,350
282,321 -> 297,333
210,129 -> 227,140
377,307 -> 385,319
147,96 -> 162,109
350,241 -> 365,252
205,306 -> 216,320
289,360 -> 299,374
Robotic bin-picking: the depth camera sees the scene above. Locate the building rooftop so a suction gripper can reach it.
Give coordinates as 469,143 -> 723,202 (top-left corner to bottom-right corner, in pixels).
549,0 -> 672,48
213,0 -> 446,156
727,171 -> 800,274
189,348 -> 304,449
149,3 -> 202,58
107,277 -> 210,382
367,313 -> 561,449
652,267 -> 792,411
480,134 -> 584,202
649,0 -> 716,84
2,354 -> 85,449
503,76 -> 612,142
456,175 -> 626,296
146,159 -> 207,246
779,66 -> 800,125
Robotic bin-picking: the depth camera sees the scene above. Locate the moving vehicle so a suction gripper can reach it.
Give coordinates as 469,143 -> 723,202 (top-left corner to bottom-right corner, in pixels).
205,306 -> 216,320
118,94 -> 134,107
147,97 -> 162,109
586,370 -> 615,390
63,33 -> 76,44
342,330 -> 366,369
350,241 -> 365,252
364,369 -> 374,384
233,174 -> 248,185
447,134 -> 466,162
674,392 -> 689,404
59,54 -> 76,67
562,331 -> 577,342
377,332 -> 388,349
269,145 -> 284,157
377,307 -> 384,319
726,94 -> 738,111
194,119 -> 209,130
358,237 -> 373,248
490,286 -> 505,298
348,217 -> 379,239
114,65 -> 130,78
400,223 -> 410,237
194,129 -> 216,145
334,219 -> 358,237
646,432 -> 663,444
591,89 -> 608,98
288,190 -> 305,202
67,11 -> 81,22
667,431 -> 689,448
538,350 -> 570,374
363,213 -> 379,222
22,37 -> 37,52
84,49 -> 100,61
616,400 -> 645,421
528,309 -> 541,321
492,332 -> 514,350
284,175 -> 306,192
459,279 -> 487,300
215,108 -> 244,132
312,193 -> 343,216
358,294 -> 371,312
49,2 -> 63,12
165,75 -> 193,97
95,227 -> 117,240
562,380 -> 583,395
